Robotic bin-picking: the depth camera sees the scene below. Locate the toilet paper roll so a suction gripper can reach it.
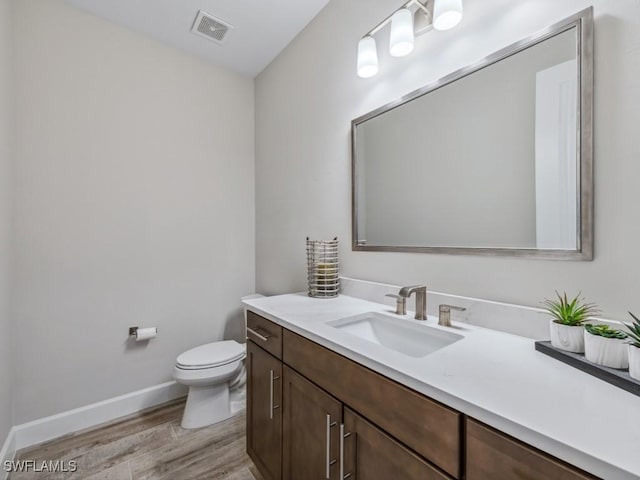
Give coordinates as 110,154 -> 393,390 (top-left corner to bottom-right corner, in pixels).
135,327 -> 157,342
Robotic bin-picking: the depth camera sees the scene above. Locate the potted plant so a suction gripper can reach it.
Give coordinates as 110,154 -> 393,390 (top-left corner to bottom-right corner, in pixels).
584,324 -> 629,369
621,312 -> 640,380
543,292 -> 599,353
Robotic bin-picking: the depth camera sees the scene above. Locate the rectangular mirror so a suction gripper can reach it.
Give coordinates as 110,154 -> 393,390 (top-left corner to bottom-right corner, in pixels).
352,9 -> 593,260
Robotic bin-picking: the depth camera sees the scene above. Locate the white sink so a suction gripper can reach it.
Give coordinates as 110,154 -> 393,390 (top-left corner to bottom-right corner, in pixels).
328,312 -> 463,358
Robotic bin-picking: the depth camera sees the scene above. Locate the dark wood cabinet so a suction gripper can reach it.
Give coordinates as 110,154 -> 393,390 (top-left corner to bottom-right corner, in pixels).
343,408 -> 452,480
246,311 -> 600,480
282,366 -> 342,480
247,339 -> 282,480
466,419 -> 598,480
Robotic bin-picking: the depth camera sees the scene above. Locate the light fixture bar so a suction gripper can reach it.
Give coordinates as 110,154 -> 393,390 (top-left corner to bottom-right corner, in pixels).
357,0 -> 462,79
366,0 -> 427,37
414,1 -> 431,14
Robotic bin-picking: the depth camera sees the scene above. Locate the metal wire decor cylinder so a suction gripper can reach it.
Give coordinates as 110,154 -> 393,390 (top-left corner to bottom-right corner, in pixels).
306,237 -> 339,298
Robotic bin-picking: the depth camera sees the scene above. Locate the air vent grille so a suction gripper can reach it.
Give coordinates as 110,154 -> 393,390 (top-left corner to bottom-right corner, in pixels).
191,10 -> 233,45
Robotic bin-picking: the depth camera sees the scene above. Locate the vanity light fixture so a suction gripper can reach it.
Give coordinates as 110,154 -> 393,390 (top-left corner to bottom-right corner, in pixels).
357,0 -> 464,78
433,0 -> 463,30
357,35 -> 379,78
389,8 -> 415,57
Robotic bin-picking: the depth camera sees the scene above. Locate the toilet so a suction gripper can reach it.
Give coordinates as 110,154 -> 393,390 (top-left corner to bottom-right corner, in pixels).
173,340 -> 246,429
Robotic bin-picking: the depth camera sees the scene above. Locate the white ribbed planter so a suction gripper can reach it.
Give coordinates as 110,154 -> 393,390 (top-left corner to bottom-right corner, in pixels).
549,321 -> 584,353
584,331 -> 629,369
629,345 -> 640,381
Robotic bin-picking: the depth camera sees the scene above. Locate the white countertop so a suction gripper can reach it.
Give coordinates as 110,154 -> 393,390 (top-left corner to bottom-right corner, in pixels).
243,293 -> 640,480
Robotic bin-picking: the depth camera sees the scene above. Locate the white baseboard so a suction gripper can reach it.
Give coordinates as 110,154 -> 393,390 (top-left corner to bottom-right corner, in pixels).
0,426 -> 16,480
11,381 -> 187,452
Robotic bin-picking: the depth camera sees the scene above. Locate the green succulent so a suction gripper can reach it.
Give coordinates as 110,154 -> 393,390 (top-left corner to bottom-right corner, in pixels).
585,323 -> 628,340
542,291 -> 599,326
620,312 -> 640,348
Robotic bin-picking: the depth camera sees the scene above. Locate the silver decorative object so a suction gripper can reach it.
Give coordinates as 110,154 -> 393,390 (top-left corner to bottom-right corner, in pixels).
306,237 -> 339,298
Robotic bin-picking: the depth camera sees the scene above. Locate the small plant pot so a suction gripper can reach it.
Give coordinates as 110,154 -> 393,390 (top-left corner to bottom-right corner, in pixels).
629,345 -> 640,381
584,331 -> 629,369
549,321 -> 584,353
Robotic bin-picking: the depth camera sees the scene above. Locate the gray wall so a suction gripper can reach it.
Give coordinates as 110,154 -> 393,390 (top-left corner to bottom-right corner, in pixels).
0,0 -> 13,444
255,0 -> 640,318
12,0 -> 255,423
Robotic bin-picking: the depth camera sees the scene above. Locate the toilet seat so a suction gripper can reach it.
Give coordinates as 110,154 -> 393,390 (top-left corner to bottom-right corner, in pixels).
176,340 -> 245,370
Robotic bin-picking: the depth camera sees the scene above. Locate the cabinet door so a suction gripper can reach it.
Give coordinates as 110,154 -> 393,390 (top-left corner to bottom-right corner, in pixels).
466,419 -> 599,480
342,408 -> 452,480
247,340 -> 282,480
283,366 -> 342,480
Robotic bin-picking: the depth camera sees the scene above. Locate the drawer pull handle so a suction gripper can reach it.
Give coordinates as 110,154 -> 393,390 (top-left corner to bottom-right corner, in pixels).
247,327 -> 271,342
326,415 -> 337,479
339,424 -> 352,480
269,370 -> 280,420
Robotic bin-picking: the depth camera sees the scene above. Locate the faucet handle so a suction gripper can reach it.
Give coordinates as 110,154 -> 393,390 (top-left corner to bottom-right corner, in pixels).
439,304 -> 466,313
438,304 -> 467,326
385,294 -> 407,315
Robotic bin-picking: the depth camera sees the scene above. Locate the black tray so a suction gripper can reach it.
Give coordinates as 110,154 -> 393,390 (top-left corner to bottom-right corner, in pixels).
535,341 -> 640,397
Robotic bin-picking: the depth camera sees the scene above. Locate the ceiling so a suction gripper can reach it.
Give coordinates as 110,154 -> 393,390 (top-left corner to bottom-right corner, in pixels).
62,0 -> 331,77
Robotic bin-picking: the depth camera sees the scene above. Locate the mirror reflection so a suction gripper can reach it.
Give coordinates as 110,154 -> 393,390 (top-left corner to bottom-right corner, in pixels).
353,24 -> 590,257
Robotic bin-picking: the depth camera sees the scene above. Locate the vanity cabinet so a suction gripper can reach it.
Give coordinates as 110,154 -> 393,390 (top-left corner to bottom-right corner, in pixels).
246,312 -> 600,480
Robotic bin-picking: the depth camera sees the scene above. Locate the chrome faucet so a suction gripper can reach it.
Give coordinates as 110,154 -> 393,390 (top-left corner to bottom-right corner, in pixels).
398,285 -> 427,320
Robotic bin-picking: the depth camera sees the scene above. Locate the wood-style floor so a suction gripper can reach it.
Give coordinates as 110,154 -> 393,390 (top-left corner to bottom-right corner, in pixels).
9,399 -> 263,480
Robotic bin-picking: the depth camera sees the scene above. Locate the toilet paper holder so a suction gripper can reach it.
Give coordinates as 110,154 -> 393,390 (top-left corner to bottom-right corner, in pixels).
129,326 -> 158,337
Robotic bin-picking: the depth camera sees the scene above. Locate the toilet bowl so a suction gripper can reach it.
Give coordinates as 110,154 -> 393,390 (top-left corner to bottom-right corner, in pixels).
173,340 -> 246,429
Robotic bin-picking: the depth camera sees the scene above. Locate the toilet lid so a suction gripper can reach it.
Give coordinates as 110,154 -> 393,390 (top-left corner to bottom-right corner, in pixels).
176,340 -> 245,370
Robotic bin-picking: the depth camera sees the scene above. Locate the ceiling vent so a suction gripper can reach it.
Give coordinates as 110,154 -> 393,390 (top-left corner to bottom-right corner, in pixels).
191,10 -> 233,45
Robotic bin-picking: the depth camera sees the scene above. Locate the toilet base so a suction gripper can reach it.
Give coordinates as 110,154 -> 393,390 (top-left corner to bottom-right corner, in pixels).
229,383 -> 246,416
181,384 -> 231,429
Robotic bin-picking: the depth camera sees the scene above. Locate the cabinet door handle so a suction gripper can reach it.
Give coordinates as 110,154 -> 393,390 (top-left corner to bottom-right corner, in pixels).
339,424 -> 352,480
247,326 -> 271,342
269,370 -> 280,420
326,414 -> 337,479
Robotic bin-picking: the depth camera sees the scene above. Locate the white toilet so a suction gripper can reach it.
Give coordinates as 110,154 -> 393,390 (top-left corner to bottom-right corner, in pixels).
173,340 -> 246,429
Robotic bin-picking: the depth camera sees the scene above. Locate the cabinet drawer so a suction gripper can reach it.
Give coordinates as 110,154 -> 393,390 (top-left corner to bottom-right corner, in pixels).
247,311 -> 283,359
466,419 -> 599,480
283,330 -> 462,479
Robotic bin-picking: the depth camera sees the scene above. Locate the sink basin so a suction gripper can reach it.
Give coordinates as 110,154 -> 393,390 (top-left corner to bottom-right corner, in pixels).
328,312 -> 463,358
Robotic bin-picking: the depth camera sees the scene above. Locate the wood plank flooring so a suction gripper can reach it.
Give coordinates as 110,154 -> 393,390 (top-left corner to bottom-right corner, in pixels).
9,399 -> 263,480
